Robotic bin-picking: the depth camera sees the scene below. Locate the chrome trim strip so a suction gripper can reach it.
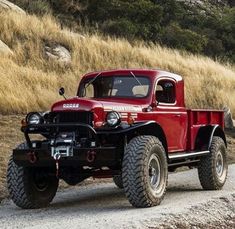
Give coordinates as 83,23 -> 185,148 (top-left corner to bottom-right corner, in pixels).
169,150 -> 209,160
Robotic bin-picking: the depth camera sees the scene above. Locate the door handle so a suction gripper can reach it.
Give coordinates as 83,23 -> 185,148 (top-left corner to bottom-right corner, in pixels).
174,114 -> 181,117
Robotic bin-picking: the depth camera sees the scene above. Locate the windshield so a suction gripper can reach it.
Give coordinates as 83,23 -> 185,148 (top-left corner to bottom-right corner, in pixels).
78,75 -> 151,98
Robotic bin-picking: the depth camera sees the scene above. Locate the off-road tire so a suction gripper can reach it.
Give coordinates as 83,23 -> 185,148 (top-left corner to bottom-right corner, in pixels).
113,175 -> 124,189
7,142 -> 59,209
198,136 -> 228,190
122,136 -> 168,208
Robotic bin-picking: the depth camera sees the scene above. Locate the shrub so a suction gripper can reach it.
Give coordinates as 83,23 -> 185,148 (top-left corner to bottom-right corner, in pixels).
101,19 -> 138,40
11,0 -> 52,15
161,23 -> 208,53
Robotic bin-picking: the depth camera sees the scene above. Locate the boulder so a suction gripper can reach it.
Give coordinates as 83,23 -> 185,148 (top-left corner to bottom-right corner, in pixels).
0,0 -> 26,14
223,107 -> 234,129
0,39 -> 13,55
45,44 -> 71,65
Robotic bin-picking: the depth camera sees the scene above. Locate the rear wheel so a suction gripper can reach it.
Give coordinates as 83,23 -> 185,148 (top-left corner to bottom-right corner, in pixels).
7,143 -> 59,209
122,136 -> 168,208
198,136 -> 228,190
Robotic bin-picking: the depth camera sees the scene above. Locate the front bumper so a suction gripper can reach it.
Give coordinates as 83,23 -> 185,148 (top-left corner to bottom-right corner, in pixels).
17,122 -> 120,167
16,121 -> 150,167
23,122 -> 98,147
13,146 -> 117,167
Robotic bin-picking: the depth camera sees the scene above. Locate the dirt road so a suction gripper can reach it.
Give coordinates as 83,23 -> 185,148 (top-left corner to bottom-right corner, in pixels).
0,165 -> 235,229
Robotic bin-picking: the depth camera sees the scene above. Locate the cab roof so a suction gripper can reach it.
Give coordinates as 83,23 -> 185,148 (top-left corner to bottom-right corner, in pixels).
83,69 -> 183,82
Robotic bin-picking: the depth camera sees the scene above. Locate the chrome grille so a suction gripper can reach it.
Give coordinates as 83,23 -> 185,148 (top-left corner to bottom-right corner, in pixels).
49,111 -> 93,125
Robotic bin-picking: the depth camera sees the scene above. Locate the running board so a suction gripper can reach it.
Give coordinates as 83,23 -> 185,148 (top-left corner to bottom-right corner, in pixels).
168,150 -> 210,161
168,159 -> 200,168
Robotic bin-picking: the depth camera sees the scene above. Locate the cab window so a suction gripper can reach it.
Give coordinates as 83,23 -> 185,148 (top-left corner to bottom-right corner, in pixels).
156,80 -> 176,104
80,76 -> 150,98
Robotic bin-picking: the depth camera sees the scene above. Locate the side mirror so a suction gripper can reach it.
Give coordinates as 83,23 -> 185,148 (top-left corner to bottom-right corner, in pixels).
59,87 -> 65,96
59,87 -> 66,99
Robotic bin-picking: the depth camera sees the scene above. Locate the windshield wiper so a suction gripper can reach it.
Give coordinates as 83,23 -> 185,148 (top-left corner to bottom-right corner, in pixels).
81,72 -> 102,97
130,71 -> 147,96
130,71 -> 143,86
84,72 -> 102,90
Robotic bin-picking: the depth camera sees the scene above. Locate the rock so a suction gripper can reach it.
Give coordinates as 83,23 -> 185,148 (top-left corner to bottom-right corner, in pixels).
0,0 -> 26,14
0,39 -> 13,55
45,44 -> 71,65
223,107 -> 234,129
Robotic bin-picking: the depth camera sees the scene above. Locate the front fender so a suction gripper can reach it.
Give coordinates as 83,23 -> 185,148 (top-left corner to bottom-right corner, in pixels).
97,121 -> 168,153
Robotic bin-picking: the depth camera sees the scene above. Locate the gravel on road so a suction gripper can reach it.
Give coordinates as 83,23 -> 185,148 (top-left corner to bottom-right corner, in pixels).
0,165 -> 234,229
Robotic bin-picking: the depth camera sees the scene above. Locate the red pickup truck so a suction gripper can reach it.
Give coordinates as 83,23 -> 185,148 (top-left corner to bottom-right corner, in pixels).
7,69 -> 228,209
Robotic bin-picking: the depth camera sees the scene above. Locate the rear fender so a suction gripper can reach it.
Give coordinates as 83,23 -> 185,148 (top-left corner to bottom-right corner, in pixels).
195,125 -> 227,151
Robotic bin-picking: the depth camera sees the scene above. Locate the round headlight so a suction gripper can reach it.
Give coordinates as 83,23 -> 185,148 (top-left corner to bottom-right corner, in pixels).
26,113 -> 43,125
106,111 -> 121,127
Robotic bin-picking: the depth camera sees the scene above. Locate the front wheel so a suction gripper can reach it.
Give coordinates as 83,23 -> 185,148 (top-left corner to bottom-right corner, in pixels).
122,136 -> 168,208
198,136 -> 228,190
7,143 -> 59,209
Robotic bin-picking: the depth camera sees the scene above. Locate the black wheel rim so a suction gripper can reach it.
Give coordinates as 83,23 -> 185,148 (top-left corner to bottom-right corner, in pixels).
32,169 -> 49,192
148,154 -> 161,189
147,152 -> 166,196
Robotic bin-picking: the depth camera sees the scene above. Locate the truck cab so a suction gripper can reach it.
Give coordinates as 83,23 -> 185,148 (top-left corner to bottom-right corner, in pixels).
7,69 -> 228,209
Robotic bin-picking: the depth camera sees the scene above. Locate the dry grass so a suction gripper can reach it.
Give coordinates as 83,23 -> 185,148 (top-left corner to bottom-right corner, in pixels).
0,11 -> 235,114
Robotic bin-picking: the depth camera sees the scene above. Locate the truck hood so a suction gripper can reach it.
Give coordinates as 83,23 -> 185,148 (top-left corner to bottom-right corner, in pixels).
51,97 -> 143,113
51,97 -> 103,112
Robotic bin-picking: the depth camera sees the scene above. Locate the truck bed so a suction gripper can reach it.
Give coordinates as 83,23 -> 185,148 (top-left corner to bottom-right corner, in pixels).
187,109 -> 224,151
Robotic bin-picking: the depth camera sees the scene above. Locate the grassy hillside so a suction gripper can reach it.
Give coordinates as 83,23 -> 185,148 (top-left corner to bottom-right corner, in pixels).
0,11 -> 235,115
10,0 -> 235,63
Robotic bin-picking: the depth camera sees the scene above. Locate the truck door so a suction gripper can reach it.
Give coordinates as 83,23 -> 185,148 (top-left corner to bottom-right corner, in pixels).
153,79 -> 188,152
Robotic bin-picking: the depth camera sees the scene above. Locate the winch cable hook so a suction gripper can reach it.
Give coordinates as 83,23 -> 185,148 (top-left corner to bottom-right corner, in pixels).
53,152 -> 61,179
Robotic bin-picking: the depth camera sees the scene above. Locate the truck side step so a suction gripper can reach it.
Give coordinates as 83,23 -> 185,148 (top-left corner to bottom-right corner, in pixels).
168,159 -> 200,168
168,150 -> 209,161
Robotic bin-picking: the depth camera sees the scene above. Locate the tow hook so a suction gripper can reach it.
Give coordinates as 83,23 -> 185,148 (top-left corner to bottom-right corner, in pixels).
27,152 -> 37,164
87,151 -> 96,163
53,153 -> 61,178
53,152 -> 61,161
